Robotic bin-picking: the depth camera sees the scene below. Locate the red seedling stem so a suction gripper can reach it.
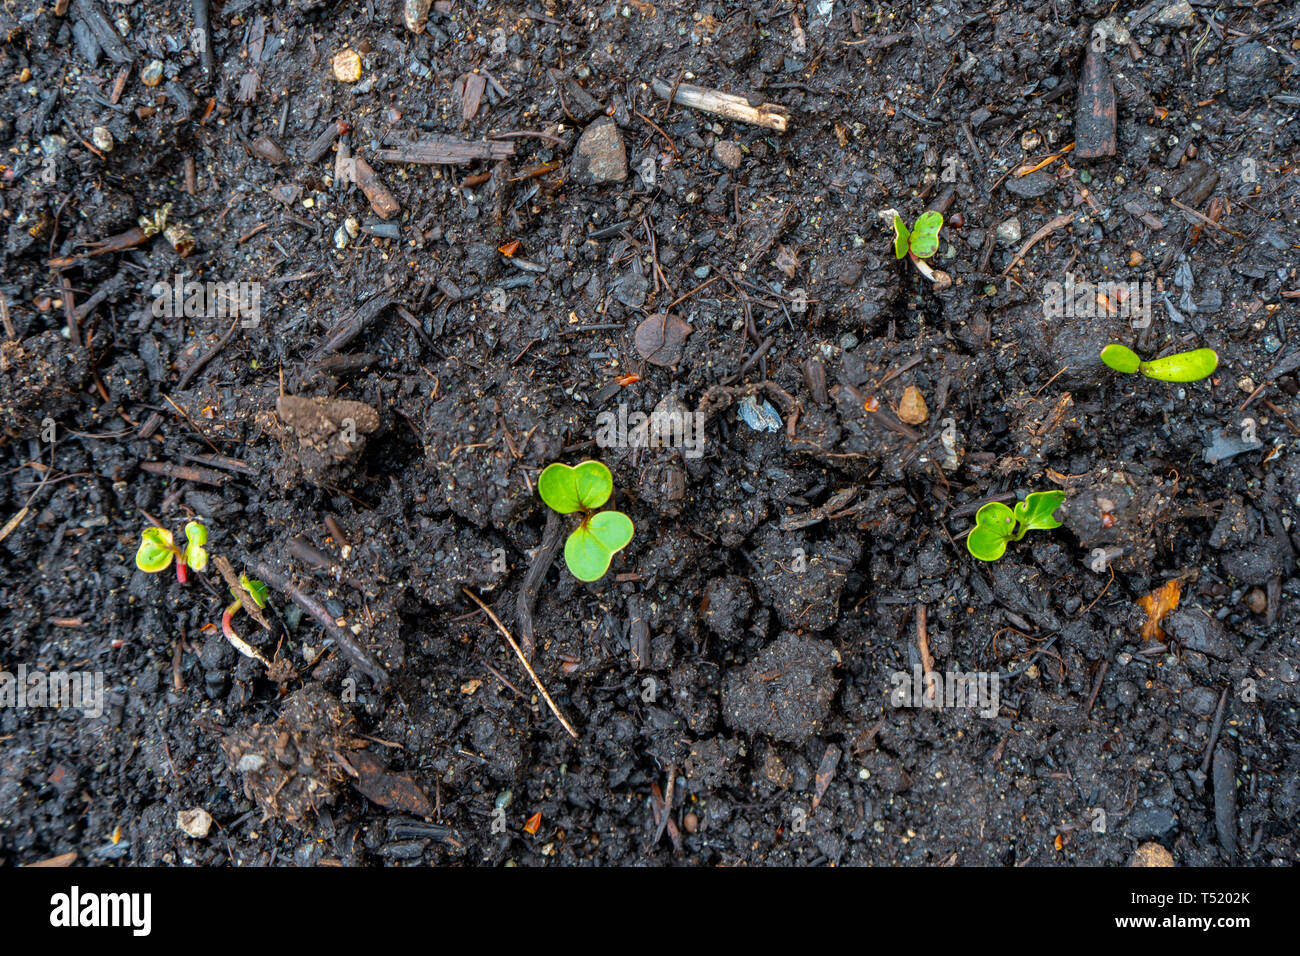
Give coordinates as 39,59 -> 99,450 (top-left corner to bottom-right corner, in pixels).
176,560 -> 188,584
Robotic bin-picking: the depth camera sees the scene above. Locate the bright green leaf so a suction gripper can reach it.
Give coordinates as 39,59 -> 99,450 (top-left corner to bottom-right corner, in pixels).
239,574 -> 269,609
572,460 -> 613,509
538,463 -> 584,513
183,520 -> 208,571
136,528 -> 176,573
1139,348 -> 1218,383
1015,491 -> 1065,531
909,211 -> 944,260
1100,344 -> 1141,374
967,502 -> 1016,562
967,525 -> 1011,561
893,216 -> 910,260
563,510 -> 634,582
539,460 -> 614,513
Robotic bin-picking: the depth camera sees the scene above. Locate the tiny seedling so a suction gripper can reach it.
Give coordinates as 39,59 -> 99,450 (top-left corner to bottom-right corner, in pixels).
893,211 -> 944,261
222,574 -> 269,642
1100,344 -> 1218,383
538,460 -> 634,583
135,519 -> 208,583
967,491 -> 1065,562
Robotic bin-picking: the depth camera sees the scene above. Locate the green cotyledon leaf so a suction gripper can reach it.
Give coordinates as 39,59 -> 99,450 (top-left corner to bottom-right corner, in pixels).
539,460 -> 614,514
563,510 -> 634,582
1014,491 -> 1065,531
136,527 -> 176,573
909,210 -> 944,260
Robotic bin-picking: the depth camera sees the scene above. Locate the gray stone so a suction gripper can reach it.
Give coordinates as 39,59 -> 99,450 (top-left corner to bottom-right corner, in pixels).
573,117 -> 627,184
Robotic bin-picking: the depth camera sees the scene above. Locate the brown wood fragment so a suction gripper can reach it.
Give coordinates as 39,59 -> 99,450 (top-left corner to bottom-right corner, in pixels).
352,156 -> 400,219
339,749 -> 433,816
651,78 -> 790,132
377,135 -> 514,165
1074,42 -> 1116,159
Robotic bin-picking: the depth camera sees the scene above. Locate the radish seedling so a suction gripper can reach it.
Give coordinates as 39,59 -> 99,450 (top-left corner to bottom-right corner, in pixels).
967,491 -> 1065,562
135,519 -> 208,583
893,211 -> 944,261
1100,344 -> 1218,382
538,460 -> 634,583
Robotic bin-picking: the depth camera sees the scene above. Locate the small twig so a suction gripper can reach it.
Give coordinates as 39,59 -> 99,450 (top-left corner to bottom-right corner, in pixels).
516,510 -> 565,659
1084,660 -> 1109,715
1001,212 -> 1076,276
463,588 -> 578,739
916,603 -> 937,702
1200,687 -> 1230,776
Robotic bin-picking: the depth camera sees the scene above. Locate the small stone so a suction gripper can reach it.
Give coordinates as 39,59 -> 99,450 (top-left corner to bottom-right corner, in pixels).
1130,842 -> 1175,867
1020,130 -> 1041,151
573,117 -> 627,184
177,808 -> 213,839
141,59 -> 164,87
995,218 -> 1022,246
1128,249 -> 1144,267
839,333 -> 859,350
1079,168 -> 1092,184
897,386 -> 928,425
404,0 -> 431,33
236,753 -> 266,772
713,140 -> 743,169
1154,1 -> 1197,28
91,126 -> 114,152
332,49 -> 363,83
1263,335 -> 1281,354
1244,588 -> 1267,615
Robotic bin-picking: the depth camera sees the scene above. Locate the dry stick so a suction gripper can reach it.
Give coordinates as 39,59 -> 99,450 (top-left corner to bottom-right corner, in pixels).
650,78 -> 790,132
1084,660 -> 1110,715
60,275 -> 82,348
463,588 -> 578,739
1001,212 -> 1076,276
251,560 -> 389,689
916,603 -> 937,703
516,510 -> 565,659
0,293 -> 16,340
1200,687 -> 1230,776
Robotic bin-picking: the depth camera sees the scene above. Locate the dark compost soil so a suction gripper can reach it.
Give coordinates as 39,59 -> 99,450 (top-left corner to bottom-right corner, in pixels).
1,0 -> 1298,867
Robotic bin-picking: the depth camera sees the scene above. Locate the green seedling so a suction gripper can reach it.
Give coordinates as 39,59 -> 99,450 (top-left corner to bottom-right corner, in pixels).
538,460 -> 634,583
967,491 -> 1066,562
893,211 -> 944,261
135,519 -> 208,583
222,574 -> 269,642
1100,344 -> 1218,383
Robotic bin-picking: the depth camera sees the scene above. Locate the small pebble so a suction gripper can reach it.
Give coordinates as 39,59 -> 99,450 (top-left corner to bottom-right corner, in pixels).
713,140 -> 743,169
1245,588 -> 1267,615
91,126 -> 114,152
141,60 -> 164,87
995,218 -> 1022,246
1262,335 -> 1281,354
1130,842 -> 1174,867
177,808 -> 213,839
333,49 -> 363,83
683,812 -> 699,833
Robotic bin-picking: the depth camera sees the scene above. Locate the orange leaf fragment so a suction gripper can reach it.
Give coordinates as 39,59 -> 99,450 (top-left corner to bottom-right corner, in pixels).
1137,579 -> 1181,641
523,811 -> 542,835
498,240 -> 520,257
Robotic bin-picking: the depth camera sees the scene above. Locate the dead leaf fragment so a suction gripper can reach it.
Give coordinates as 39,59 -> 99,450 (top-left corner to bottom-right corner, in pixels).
524,811 -> 542,835
634,313 -> 693,367
1137,579 -> 1181,641
897,386 -> 928,425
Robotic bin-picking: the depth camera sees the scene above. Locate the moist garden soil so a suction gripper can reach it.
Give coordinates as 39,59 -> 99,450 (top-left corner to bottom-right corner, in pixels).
1,0 -> 1297,866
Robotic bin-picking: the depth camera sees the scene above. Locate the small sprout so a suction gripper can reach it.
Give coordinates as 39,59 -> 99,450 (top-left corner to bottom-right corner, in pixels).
135,520 -> 208,583
222,574 -> 269,642
966,491 -> 1065,562
1100,344 -> 1218,382
893,211 -> 944,261
538,460 -> 635,583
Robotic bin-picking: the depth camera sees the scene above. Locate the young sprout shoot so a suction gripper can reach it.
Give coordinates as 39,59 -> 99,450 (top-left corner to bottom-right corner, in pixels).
882,209 -> 951,288
967,491 -> 1066,562
538,460 -> 634,583
135,520 -> 208,583
1100,344 -> 1218,383
222,574 -> 269,642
